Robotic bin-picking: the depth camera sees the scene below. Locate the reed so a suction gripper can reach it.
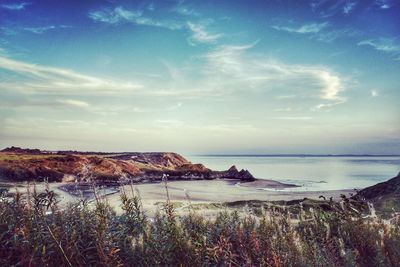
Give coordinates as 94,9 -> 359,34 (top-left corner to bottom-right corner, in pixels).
0,182 -> 399,266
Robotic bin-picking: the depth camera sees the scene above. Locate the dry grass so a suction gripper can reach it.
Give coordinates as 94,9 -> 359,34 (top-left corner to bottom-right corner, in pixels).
0,180 -> 399,267
0,153 -> 62,161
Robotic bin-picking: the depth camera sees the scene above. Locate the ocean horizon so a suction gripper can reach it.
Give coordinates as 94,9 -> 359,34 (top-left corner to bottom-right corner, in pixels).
188,155 -> 400,192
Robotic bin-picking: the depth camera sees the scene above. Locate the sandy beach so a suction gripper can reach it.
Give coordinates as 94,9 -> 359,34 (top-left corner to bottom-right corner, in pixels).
3,179 -> 354,217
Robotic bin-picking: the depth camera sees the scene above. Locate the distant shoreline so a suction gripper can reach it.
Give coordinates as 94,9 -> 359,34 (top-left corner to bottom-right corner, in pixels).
195,154 -> 400,157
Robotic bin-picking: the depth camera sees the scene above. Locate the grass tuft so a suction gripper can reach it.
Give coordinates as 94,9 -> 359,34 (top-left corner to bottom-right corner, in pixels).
0,182 -> 399,266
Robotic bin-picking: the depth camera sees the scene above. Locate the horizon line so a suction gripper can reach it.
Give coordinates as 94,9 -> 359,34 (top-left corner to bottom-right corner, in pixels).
193,154 -> 400,157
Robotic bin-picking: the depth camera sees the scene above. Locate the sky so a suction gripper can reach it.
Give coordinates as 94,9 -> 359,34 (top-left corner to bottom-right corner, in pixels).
0,0 -> 399,154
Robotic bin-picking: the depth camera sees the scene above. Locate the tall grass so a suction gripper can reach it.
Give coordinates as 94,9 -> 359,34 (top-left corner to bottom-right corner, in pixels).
0,182 -> 399,266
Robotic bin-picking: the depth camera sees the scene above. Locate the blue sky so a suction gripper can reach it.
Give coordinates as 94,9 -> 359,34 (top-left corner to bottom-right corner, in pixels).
0,0 -> 399,154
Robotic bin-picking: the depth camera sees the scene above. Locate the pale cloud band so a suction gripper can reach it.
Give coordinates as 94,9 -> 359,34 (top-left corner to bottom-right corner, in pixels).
203,43 -> 346,110
271,22 -> 329,34
0,56 -> 142,93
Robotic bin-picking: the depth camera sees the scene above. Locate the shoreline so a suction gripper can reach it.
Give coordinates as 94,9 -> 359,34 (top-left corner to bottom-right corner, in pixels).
1,179 -> 355,217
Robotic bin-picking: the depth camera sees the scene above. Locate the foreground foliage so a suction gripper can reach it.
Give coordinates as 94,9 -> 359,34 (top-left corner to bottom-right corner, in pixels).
0,184 -> 399,267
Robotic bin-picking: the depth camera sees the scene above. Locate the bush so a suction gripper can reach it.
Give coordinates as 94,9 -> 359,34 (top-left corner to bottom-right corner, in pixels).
0,184 -> 399,266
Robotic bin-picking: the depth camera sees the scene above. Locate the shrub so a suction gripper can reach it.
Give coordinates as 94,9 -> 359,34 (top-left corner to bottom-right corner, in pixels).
0,184 -> 399,266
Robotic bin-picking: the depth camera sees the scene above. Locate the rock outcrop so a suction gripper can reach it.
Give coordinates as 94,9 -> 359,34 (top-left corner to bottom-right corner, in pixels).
0,147 -> 256,183
210,165 -> 255,182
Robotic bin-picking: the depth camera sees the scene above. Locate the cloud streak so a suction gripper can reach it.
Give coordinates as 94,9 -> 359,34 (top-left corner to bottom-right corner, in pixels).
187,22 -> 223,44
0,56 -> 142,93
23,25 -> 71,34
88,6 -> 183,30
310,0 -> 357,17
271,21 -> 359,43
173,5 -> 200,17
202,43 -> 346,109
57,99 -> 90,108
358,38 -> 400,60
271,22 -> 328,34
1,2 -> 29,10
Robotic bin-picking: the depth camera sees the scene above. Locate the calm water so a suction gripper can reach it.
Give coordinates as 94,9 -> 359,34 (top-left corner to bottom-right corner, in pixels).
188,155 -> 400,191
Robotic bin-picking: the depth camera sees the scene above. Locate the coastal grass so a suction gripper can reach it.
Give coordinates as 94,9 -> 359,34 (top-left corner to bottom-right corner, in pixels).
0,183 -> 400,266
0,153 -> 63,161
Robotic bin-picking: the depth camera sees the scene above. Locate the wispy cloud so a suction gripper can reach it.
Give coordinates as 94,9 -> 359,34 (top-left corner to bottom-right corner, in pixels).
1,2 -> 29,10
271,22 -> 328,34
312,0 -> 395,16
374,0 -> 393,9
358,38 -> 400,60
174,5 -> 200,17
272,21 -> 359,43
88,6 -> 183,30
343,1 -> 357,14
24,26 -> 56,34
0,56 -> 142,93
310,0 -> 357,17
89,5 -> 221,44
312,100 -> 346,111
0,98 -> 91,109
0,41 -> 347,115
88,6 -> 142,24
187,22 -> 223,44
315,28 -> 360,43
23,25 -> 71,34
202,42 -> 346,110
57,99 -> 90,108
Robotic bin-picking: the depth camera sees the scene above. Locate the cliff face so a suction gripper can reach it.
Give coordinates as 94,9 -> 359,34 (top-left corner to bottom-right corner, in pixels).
0,147 -> 255,183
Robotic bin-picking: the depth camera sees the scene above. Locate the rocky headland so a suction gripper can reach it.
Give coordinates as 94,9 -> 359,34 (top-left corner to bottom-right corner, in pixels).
0,146 -> 256,184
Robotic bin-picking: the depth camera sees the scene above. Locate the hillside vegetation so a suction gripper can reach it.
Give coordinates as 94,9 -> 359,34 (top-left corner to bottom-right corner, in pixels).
356,172 -> 400,218
0,147 -> 254,183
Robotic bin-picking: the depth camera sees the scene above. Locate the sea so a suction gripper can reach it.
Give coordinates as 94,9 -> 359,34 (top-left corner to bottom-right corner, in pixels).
187,155 -> 400,192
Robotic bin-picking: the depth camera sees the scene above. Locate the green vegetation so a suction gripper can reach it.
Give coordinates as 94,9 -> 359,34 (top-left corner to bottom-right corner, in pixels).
0,184 -> 399,267
0,153 -> 62,161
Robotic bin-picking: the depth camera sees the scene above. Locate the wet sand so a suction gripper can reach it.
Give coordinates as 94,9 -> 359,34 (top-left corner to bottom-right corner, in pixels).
2,179 -> 354,217
106,179 -> 354,216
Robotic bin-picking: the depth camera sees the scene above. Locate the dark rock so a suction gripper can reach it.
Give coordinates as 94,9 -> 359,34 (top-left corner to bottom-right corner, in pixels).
228,165 -> 238,173
237,169 -> 255,181
211,165 -> 256,181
